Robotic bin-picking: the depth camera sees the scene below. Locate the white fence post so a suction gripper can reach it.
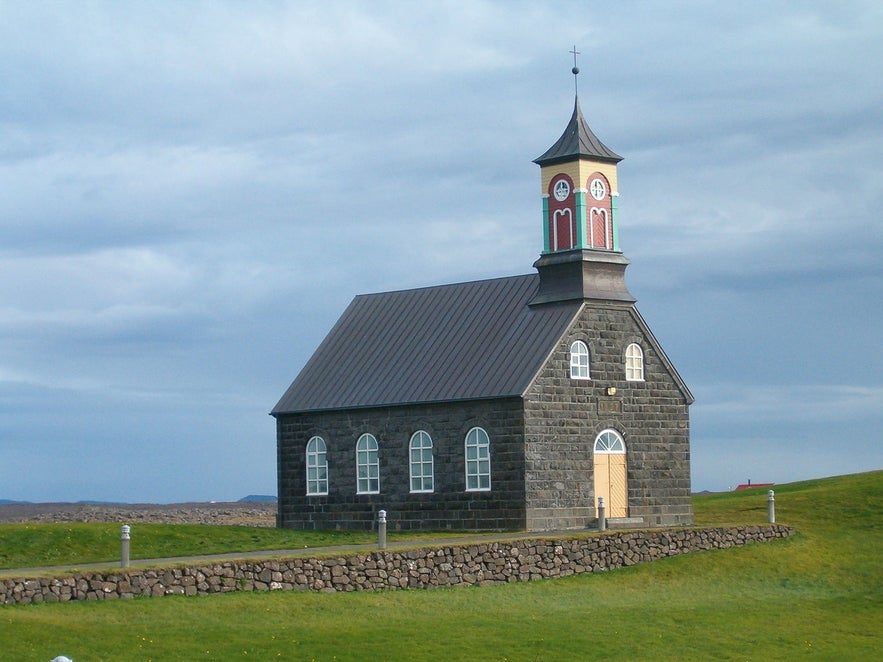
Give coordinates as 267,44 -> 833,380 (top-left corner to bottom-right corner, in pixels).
120,524 -> 131,568
597,497 -> 606,532
377,510 -> 387,549
767,490 -> 776,524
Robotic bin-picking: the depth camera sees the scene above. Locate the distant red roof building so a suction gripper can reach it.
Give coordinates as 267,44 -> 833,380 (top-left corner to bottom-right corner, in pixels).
735,481 -> 775,490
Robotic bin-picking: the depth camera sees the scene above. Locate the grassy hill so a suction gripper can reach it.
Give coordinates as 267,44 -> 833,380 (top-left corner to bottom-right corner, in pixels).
1,471 -> 880,660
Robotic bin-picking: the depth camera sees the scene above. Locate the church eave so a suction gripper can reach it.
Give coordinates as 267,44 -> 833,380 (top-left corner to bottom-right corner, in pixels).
532,153 -> 622,167
271,393 -> 524,418
628,307 -> 695,405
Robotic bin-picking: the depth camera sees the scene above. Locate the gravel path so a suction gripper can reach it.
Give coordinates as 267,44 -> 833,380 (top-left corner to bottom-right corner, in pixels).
0,501 -> 277,527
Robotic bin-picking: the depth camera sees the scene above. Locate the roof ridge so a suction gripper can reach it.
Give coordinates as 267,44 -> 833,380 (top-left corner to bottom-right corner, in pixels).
355,272 -> 535,299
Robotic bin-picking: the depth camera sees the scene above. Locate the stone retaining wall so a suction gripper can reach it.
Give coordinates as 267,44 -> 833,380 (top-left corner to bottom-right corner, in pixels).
1,525 -> 793,605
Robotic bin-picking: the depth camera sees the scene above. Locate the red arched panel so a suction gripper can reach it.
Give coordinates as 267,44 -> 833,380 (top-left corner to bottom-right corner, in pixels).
548,173 -> 576,251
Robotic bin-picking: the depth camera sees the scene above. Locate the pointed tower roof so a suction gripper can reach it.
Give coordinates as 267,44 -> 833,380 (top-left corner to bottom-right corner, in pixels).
533,97 -> 622,166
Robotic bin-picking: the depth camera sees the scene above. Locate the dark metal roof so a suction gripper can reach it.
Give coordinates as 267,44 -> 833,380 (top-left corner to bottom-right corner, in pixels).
272,274 -> 582,414
534,97 -> 622,166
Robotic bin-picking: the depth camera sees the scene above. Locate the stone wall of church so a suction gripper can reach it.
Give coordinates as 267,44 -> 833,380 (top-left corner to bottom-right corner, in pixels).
276,398 -> 527,531
523,302 -> 693,529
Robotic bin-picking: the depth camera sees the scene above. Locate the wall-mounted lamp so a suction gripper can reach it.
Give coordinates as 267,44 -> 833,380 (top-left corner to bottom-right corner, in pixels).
606,387 -> 617,396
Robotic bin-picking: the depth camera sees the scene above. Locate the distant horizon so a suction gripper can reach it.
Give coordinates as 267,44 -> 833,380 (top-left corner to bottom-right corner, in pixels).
0,494 -> 278,506
2,469 -> 880,505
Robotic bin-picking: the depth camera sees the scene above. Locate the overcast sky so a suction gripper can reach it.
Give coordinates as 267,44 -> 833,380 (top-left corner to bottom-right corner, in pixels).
1,1 -> 880,503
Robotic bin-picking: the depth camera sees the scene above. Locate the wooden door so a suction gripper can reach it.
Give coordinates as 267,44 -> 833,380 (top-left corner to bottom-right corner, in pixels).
594,431 -> 628,518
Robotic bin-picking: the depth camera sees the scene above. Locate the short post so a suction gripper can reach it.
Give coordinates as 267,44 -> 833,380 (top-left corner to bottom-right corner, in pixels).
767,490 -> 776,524
120,524 -> 131,568
597,497 -> 606,532
377,510 -> 387,549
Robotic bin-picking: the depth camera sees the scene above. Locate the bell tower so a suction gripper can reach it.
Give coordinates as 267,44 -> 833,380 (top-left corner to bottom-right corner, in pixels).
530,51 -> 634,306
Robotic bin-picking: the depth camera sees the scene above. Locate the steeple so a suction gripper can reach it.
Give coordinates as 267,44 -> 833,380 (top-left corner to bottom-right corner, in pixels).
533,98 -> 622,167
530,56 -> 634,306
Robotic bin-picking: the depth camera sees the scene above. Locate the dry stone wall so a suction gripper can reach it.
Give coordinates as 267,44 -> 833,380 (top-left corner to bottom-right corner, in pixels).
1,525 -> 792,605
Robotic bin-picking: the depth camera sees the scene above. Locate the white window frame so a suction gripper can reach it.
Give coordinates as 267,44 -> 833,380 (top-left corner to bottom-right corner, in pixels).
465,427 -> 491,492
305,436 -> 328,496
409,430 -> 434,493
356,433 -> 380,495
570,340 -> 591,380
594,429 -> 626,454
625,343 -> 644,382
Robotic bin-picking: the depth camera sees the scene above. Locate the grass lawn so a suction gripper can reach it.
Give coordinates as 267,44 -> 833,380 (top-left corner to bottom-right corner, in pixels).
0,524 -> 377,570
1,470 -> 880,661
0,523 -> 488,570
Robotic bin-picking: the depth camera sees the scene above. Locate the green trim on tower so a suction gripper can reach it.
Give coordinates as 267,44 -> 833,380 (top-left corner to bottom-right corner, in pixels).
541,196 -> 551,253
574,190 -> 587,249
611,193 -> 620,251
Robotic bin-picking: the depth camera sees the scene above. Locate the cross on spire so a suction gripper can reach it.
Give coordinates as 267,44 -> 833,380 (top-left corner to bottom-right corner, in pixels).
570,45 -> 581,96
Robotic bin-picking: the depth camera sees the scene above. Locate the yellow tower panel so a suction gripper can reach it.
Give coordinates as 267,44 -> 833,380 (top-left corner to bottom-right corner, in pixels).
540,160 -> 618,195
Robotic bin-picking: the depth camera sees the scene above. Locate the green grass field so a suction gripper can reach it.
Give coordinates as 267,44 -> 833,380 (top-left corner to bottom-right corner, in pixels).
0,522 -> 469,570
0,521 -> 497,571
1,471 -> 880,661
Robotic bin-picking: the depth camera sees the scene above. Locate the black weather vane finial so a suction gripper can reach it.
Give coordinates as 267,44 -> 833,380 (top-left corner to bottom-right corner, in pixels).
570,45 -> 580,97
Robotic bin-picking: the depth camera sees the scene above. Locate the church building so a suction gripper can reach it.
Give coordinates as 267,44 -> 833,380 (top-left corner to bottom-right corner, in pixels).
272,78 -> 694,531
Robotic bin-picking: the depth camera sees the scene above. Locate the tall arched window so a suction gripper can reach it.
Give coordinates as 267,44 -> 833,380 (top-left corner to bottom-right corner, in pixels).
570,340 -> 590,379
356,433 -> 380,494
305,436 -> 328,496
465,427 -> 491,491
409,430 -> 434,493
625,343 -> 644,381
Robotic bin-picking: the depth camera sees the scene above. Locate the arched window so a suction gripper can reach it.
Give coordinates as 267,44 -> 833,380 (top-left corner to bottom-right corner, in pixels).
305,436 -> 328,496
625,343 -> 644,381
465,427 -> 491,491
356,433 -> 380,494
409,430 -> 434,493
594,429 -> 626,454
570,340 -> 590,379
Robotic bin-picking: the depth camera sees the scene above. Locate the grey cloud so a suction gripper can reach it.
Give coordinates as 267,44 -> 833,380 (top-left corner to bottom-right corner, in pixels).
0,1 -> 880,501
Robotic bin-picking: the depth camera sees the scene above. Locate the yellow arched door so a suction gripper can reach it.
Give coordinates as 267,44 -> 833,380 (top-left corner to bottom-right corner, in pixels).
594,430 -> 628,518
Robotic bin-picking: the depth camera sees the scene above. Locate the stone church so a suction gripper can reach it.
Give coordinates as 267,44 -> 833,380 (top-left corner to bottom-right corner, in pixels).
272,84 -> 694,532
